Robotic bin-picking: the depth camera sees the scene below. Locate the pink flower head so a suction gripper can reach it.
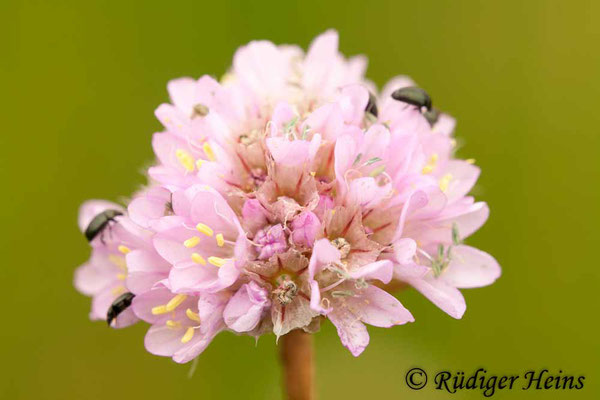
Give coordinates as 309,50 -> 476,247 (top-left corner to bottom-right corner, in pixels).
75,30 -> 500,362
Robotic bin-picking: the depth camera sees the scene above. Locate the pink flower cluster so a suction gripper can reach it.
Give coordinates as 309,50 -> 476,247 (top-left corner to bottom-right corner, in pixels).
75,30 -> 500,361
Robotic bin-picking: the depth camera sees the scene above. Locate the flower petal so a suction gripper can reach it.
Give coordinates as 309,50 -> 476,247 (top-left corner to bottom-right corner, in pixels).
443,245 -> 501,288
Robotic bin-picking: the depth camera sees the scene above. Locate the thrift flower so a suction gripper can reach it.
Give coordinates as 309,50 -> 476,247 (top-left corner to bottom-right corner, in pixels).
75,29 -> 500,362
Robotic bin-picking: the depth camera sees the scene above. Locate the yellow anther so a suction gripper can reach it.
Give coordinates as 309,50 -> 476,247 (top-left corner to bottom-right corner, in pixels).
331,209 -> 336,215
202,142 -> 216,161
151,305 -> 168,315
184,236 -> 201,248
117,273 -> 127,281
208,256 -> 226,268
465,158 -> 476,164
111,286 -> 125,296
186,308 -> 201,323
450,139 -> 457,148
166,320 -> 181,328
191,253 -> 207,265
175,149 -> 195,172
196,223 -> 214,237
422,165 -> 434,174
310,171 -> 316,177
181,327 -> 195,343
118,245 -> 131,254
216,233 -> 225,247
196,159 -> 205,169
166,294 -> 187,312
439,173 -> 453,192
422,153 -> 439,174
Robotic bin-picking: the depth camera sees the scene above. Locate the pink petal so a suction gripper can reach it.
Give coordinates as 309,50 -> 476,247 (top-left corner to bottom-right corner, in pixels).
128,186 -> 171,229
409,276 -> 466,319
233,40 -> 290,100
441,160 -> 480,203
302,30 -> 339,94
339,84 -> 369,125
349,260 -> 394,284
290,211 -> 321,247
308,239 -> 341,279
443,245 -> 501,289
350,286 -> 414,327
393,238 -> 417,264
223,282 -> 269,332
144,324 -> 186,357
73,261 -> 116,296
328,305 -> 370,357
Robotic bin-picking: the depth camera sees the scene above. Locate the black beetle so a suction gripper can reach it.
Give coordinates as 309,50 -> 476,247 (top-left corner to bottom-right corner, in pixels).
107,292 -> 135,326
84,209 -> 123,242
391,87 -> 432,111
365,92 -> 378,117
423,107 -> 440,127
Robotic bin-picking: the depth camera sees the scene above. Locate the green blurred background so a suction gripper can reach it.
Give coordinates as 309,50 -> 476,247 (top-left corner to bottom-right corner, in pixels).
2,0 -> 599,399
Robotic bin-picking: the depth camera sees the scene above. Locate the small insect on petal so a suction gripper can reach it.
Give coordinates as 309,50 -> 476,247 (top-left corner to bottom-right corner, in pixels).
365,92 -> 378,117
423,107 -> 440,127
391,87 -> 432,111
84,209 -> 123,242
106,292 -> 135,326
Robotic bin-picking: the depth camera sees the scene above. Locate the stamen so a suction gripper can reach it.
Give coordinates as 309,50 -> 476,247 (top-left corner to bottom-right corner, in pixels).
332,290 -> 355,298
175,149 -> 195,172
422,153 -> 439,174
208,256 -> 225,267
151,305 -> 168,315
118,245 -> 131,254
191,253 -> 206,265
215,233 -> 224,247
166,294 -> 187,311
369,165 -> 386,177
116,273 -> 127,281
465,158 -> 476,164
186,308 -> 201,323
196,223 -> 214,237
196,159 -> 205,169
184,236 -> 201,248
181,327 -> 195,343
439,173 -> 453,192
202,142 -> 216,161
166,320 -> 181,328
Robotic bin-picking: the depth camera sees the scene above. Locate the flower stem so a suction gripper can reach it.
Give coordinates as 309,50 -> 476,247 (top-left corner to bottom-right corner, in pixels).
280,329 -> 315,400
